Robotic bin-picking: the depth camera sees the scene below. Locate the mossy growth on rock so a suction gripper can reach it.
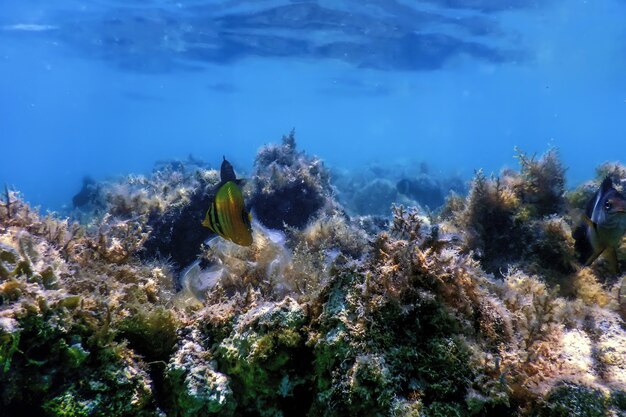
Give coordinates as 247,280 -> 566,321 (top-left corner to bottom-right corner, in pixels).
163,329 -> 235,417
1,292 -> 158,417
250,130 -> 335,230
0,196 -> 179,416
4,142 -> 626,417
308,260 -> 479,417
117,306 -> 180,363
538,383 -> 608,417
162,297 -> 314,417
213,297 -> 313,416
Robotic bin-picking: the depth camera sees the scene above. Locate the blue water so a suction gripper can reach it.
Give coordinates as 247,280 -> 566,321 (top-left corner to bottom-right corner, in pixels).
1,0 -> 625,211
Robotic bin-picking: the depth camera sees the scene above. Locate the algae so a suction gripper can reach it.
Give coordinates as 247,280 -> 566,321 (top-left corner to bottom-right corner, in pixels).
1,137 -> 625,416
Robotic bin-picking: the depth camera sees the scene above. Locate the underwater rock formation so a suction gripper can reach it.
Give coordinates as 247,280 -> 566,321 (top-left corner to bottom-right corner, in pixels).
72,176 -> 105,214
75,133 -> 340,282
67,157 -> 218,278
2,145 -> 626,417
0,191 -> 177,417
397,175 -> 445,209
334,163 -> 467,217
352,178 -> 399,216
163,327 -> 235,416
250,130 -> 337,230
141,172 -> 216,278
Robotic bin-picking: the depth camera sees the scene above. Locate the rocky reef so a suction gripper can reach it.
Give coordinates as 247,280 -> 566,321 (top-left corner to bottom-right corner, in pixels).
2,138 -> 626,417
250,130 -> 338,230
332,160 -> 466,217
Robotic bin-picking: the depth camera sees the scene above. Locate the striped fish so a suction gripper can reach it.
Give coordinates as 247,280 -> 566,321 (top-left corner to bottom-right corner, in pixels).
202,158 -> 253,246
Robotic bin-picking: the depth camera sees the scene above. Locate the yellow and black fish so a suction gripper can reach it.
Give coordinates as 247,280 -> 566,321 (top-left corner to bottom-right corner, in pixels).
202,157 -> 253,246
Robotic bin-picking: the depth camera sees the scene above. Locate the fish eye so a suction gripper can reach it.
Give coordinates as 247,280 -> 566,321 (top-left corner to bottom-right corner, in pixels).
605,200 -> 613,211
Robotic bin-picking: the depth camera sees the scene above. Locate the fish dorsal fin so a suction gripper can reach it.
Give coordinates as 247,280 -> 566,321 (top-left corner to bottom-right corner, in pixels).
601,176 -> 614,194
220,157 -> 237,183
588,179 -> 612,223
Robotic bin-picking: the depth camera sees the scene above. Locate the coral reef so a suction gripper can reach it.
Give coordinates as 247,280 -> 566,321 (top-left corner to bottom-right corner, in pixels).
2,143 -> 626,417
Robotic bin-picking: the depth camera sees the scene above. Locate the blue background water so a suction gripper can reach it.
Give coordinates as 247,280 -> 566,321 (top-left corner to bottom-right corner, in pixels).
1,0 -> 625,211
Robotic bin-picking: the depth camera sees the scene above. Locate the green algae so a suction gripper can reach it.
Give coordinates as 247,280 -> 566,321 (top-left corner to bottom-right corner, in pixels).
42,390 -> 91,417
611,390 -> 626,410
165,366 -> 235,417
0,329 -> 19,373
539,383 -> 608,417
309,267 -> 477,417
117,307 -> 179,362
0,232 -> 163,416
425,401 -> 464,417
213,299 -> 312,416
56,295 -> 81,310
0,245 -> 19,279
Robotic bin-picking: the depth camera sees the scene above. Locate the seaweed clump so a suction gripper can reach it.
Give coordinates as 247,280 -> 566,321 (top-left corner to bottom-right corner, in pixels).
250,130 -> 336,230
446,149 -> 573,279
538,383 -> 613,417
514,148 -> 566,217
304,201 -> 626,416
0,191 -> 180,416
68,157 -> 218,277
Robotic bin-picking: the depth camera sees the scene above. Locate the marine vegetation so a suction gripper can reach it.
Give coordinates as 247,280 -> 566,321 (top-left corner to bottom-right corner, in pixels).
250,130 -> 338,230
2,135 -> 626,417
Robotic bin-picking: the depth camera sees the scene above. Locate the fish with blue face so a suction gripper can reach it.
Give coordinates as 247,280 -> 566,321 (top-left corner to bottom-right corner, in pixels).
573,177 -> 626,272
202,157 -> 253,246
